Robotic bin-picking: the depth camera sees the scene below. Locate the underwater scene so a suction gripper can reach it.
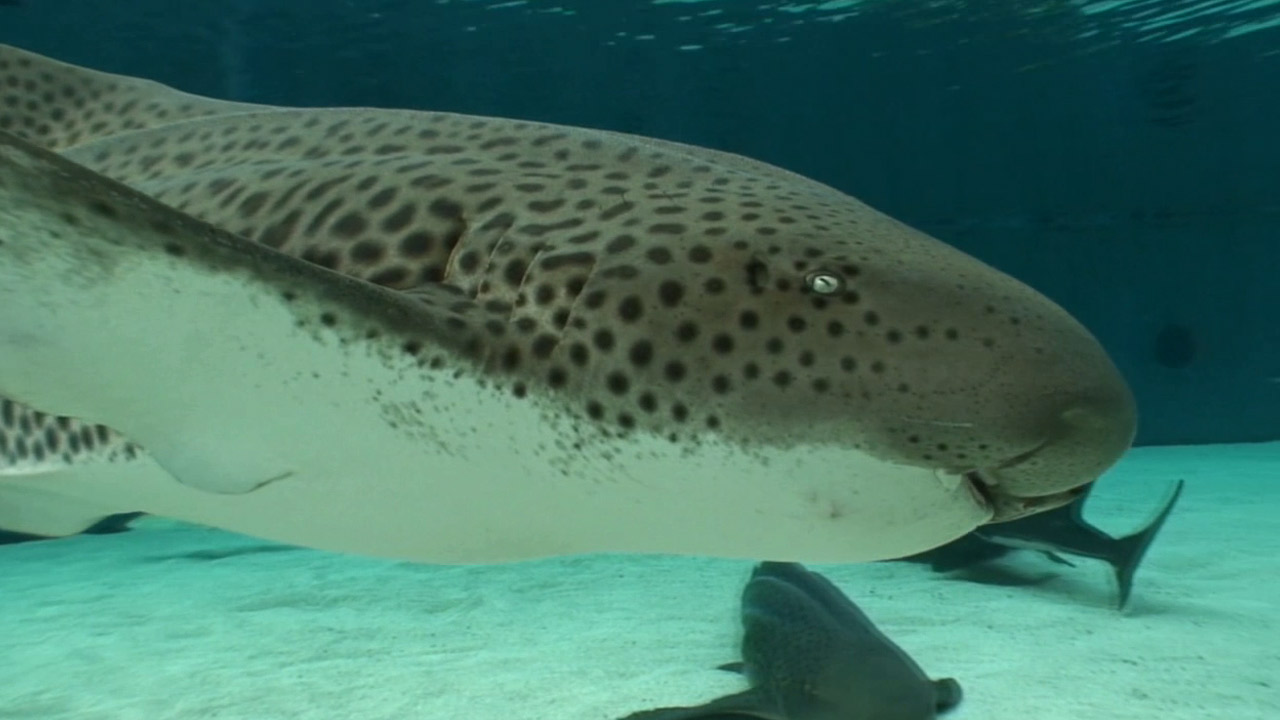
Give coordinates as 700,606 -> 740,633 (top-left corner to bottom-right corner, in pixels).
0,1 -> 1276,718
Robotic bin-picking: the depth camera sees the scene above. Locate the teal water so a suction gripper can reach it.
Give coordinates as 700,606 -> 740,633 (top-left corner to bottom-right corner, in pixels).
1,2 -> 1277,719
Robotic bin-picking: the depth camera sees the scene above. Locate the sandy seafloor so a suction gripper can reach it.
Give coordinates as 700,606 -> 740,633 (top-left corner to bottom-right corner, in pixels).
2,443 -> 1276,720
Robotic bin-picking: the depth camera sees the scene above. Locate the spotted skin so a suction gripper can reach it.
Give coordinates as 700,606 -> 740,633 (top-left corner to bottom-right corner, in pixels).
23,104 -> 1116,479
0,45 -> 1136,561
0,398 -> 140,472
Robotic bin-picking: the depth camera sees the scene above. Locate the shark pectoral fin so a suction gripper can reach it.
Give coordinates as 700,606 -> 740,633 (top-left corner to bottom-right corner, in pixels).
1112,478 -> 1186,610
0,131 -> 489,500
619,691 -> 781,720
716,662 -> 747,674
0,132 -> 310,496
147,446 -> 296,496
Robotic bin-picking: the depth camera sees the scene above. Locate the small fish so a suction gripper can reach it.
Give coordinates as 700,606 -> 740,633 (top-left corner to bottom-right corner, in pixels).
621,562 -> 962,720
903,480 -> 1185,610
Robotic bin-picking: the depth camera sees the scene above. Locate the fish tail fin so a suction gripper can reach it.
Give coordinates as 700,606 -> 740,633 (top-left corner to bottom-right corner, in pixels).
1109,479 -> 1185,610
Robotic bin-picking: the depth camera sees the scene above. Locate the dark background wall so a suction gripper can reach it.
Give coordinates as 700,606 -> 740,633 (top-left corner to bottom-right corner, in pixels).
2,0 -> 1276,446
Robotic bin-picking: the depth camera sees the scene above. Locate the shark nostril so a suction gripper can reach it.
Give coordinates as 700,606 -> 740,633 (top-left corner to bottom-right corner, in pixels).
980,388 -> 1136,504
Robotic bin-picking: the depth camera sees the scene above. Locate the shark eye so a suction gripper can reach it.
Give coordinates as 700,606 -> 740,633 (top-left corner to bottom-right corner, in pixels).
804,270 -> 844,295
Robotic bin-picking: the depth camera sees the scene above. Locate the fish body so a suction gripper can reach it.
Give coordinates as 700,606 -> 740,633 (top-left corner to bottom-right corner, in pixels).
903,480 -> 1185,609
0,45 -> 1136,563
974,479 -> 1184,608
620,562 -> 962,720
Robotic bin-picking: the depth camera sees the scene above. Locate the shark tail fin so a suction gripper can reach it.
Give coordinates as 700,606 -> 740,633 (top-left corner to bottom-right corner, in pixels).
0,44 -> 262,152
1110,479 -> 1185,610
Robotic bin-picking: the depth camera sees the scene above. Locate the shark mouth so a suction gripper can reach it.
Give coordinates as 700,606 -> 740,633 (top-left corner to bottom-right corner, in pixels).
964,470 -> 1084,524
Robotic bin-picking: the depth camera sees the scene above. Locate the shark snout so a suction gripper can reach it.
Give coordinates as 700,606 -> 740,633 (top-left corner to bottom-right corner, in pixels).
858,254 -> 1141,523
854,259 -> 1138,522
986,387 -> 1137,511
965,335 -> 1138,522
